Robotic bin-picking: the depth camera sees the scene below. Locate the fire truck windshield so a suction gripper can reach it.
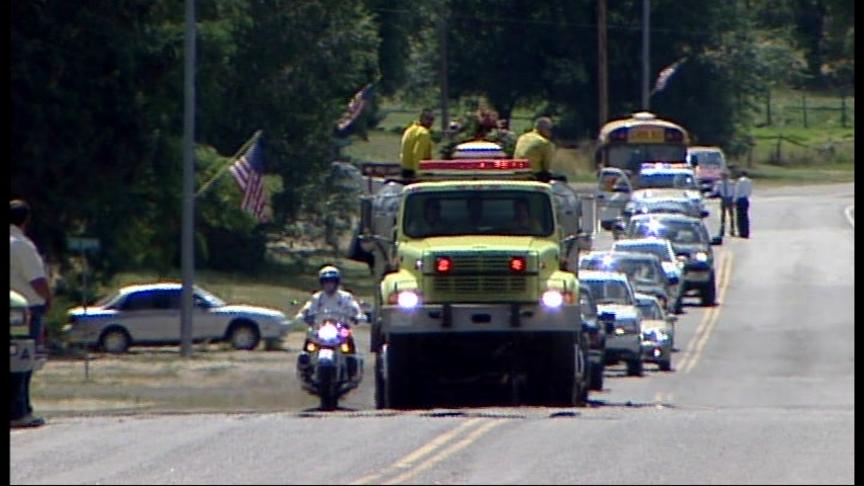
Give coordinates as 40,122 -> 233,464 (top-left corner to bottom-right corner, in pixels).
403,190 -> 554,238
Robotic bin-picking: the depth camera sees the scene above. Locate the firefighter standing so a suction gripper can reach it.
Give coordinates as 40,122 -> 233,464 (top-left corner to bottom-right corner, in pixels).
514,117 -> 555,181
400,109 -> 435,180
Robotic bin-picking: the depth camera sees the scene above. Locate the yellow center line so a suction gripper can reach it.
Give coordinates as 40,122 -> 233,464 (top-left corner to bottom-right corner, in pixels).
683,251 -> 734,373
348,418 -> 484,485
383,419 -> 506,485
676,250 -> 726,371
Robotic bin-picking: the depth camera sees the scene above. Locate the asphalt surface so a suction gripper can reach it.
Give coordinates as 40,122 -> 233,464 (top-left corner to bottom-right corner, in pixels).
10,183 -> 854,485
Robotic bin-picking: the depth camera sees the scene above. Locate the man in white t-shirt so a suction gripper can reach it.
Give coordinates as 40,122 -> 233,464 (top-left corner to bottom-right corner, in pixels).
735,171 -> 753,238
10,199 -> 52,428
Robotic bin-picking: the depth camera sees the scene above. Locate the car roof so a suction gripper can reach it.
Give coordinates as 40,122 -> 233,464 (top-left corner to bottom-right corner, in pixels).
613,237 -> 673,248
118,282 -> 193,296
630,213 -> 701,224
609,251 -> 661,262
579,270 -> 630,283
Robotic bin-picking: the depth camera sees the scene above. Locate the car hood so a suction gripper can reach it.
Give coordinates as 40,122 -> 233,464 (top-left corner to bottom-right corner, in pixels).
640,319 -> 670,332
672,243 -> 710,256
595,303 -> 636,316
212,305 -> 287,320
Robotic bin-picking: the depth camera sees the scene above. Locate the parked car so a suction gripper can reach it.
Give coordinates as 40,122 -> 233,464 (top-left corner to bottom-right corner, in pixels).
687,146 -> 729,195
63,283 -> 291,353
612,237 -> 684,312
596,167 -> 633,230
579,283 -> 614,391
635,292 -> 676,371
623,214 -> 722,306
579,270 -> 644,377
579,250 -> 676,314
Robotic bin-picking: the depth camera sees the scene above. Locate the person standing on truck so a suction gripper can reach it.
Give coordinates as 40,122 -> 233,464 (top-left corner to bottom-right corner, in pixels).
713,171 -> 736,237
10,199 -> 51,428
514,117 -> 555,182
734,171 -> 753,238
400,109 -> 435,180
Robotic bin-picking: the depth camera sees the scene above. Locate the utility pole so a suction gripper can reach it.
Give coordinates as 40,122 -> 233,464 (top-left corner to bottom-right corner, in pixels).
439,14 -> 449,133
597,0 -> 608,128
642,0 -> 650,110
180,0 -> 196,358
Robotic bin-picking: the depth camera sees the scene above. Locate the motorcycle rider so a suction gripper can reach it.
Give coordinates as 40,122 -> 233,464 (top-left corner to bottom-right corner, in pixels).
295,265 -> 366,386
296,265 -> 368,326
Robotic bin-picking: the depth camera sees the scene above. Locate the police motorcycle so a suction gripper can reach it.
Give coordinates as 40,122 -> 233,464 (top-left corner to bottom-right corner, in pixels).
296,309 -> 363,410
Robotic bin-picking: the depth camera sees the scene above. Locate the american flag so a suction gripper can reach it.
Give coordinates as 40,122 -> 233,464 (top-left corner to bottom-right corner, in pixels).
653,57 -> 687,94
336,83 -> 375,133
229,137 -> 270,223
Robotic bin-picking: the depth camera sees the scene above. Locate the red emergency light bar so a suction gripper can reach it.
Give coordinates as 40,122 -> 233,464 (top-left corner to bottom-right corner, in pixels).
419,159 -> 532,171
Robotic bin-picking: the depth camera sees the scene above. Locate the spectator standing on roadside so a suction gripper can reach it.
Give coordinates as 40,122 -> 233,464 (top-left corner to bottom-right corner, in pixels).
712,172 -> 736,237
400,109 -> 435,180
514,117 -> 555,182
735,171 -> 753,238
10,199 -> 52,428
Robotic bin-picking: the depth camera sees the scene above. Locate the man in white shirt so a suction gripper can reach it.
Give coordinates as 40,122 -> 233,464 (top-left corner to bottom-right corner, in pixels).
295,266 -> 367,325
10,199 -> 52,428
712,172 -> 737,237
735,171 -> 753,238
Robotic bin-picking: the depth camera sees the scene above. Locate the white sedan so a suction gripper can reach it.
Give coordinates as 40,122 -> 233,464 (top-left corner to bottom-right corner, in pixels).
63,283 -> 291,353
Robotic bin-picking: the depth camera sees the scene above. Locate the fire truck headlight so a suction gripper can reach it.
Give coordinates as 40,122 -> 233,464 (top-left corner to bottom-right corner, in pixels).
541,290 -> 564,309
397,291 -> 420,310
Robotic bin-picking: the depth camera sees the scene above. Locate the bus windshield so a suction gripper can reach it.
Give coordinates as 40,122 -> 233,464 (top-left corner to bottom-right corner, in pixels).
608,144 -> 687,167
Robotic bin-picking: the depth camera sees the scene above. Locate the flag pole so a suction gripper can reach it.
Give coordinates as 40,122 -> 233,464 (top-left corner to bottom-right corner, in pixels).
195,129 -> 263,198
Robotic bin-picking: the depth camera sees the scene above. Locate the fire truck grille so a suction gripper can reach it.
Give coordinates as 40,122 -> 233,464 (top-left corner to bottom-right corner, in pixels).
433,275 -> 527,294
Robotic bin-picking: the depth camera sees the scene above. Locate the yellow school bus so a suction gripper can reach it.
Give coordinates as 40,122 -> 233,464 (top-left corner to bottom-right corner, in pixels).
595,112 -> 690,174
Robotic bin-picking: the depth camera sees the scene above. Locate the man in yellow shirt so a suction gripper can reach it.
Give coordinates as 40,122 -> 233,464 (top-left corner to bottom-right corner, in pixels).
400,109 -> 435,179
514,117 -> 555,181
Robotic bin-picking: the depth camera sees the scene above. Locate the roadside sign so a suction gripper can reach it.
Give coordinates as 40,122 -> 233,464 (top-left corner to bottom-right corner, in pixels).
361,163 -> 402,177
67,237 -> 101,252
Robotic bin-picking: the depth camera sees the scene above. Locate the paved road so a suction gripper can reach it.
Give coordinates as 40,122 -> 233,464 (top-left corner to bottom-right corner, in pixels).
11,183 -> 854,484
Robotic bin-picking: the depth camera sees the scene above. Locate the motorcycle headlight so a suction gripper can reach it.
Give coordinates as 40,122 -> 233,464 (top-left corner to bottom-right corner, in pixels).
316,323 -> 339,341
694,252 -> 709,262
397,291 -> 420,310
541,290 -> 564,309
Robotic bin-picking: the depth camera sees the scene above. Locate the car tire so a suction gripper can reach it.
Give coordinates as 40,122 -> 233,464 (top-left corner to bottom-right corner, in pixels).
228,322 -> 260,350
589,360 -> 605,391
659,357 -> 672,372
264,338 -> 283,351
701,273 -> 717,306
626,357 -> 644,377
374,354 -> 386,410
99,327 -> 130,354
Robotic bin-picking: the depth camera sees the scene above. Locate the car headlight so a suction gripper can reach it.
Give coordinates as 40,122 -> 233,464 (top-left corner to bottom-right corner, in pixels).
397,291 -> 420,310
694,252 -> 709,262
541,290 -> 564,309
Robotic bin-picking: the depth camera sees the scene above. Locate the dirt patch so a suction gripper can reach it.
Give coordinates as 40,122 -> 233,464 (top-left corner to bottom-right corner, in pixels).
31,329 -> 375,417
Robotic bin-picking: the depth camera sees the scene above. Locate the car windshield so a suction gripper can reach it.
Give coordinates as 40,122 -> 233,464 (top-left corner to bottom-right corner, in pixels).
403,190 -> 554,238
612,242 -> 673,263
581,258 -> 660,284
608,144 -> 686,167
96,291 -> 123,308
690,151 -> 724,167
635,200 -> 690,214
637,300 -> 664,320
638,172 -> 697,189
583,279 -> 632,305
631,220 -> 706,245
194,287 -> 226,308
